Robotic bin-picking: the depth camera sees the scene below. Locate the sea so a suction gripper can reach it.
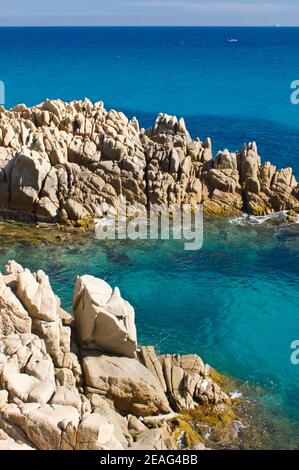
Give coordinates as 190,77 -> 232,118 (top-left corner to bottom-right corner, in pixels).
0,26 -> 298,449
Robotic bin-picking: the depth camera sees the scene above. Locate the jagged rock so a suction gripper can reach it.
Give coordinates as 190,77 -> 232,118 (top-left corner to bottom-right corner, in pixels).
205,168 -> 240,193
214,150 -> 238,170
25,353 -> 55,382
73,275 -> 137,358
240,143 -> 260,181
8,266 -> 76,371
2,403 -> 80,450
91,394 -> 131,447
244,177 -> 260,195
5,260 -> 24,275
81,351 -> 171,417
31,317 -> 60,359
128,415 -> 147,434
10,150 -> 51,214
130,424 -> 175,450
27,381 -> 56,404
0,99 -> 297,221
0,391 -> 9,409
140,347 -> 232,412
0,428 -> 34,450
55,368 -> 76,388
159,353 -> 230,411
2,370 -> 39,402
50,386 -> 81,411
0,261 -> 247,450
203,190 -> 243,216
139,346 -> 167,392
64,199 -> 89,221
75,413 -> 123,450
36,196 -> 59,221
0,279 -> 32,336
16,269 -> 57,322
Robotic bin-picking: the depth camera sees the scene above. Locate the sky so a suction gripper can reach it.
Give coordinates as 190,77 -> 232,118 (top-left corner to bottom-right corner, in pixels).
0,0 -> 298,26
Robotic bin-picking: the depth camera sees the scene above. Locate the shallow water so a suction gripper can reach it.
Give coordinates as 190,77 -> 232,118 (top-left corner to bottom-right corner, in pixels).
0,26 -> 299,448
0,218 -> 298,448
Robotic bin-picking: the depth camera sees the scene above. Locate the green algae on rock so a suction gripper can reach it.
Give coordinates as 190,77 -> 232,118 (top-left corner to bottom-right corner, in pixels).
0,260 -> 239,450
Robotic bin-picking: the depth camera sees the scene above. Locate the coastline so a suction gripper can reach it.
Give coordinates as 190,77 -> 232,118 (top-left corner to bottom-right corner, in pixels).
0,217 -> 298,449
0,98 -> 298,226
0,97 -> 298,450
0,259 -> 242,450
0,18 -> 299,457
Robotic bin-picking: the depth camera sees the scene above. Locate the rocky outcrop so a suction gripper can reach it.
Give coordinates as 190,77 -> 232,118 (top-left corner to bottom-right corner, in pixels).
0,278 -> 32,336
81,352 -> 171,417
0,99 -> 297,222
139,347 -> 230,412
73,275 -> 137,358
0,260 -> 238,450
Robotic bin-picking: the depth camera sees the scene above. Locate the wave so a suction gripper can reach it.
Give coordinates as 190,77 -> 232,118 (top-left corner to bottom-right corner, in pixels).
229,211 -> 299,227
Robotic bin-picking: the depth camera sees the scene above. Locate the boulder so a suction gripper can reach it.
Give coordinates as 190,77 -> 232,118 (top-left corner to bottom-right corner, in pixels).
159,353 -> 230,411
74,275 -> 137,358
16,270 -> 57,322
130,424 -> 175,450
10,150 -> 51,213
27,381 -> 56,404
139,346 -> 167,392
25,353 -> 55,383
75,413 -> 123,450
2,370 -> 39,402
50,386 -> 81,411
9,403 -> 80,450
0,278 -> 32,336
91,394 -> 131,447
0,98 -> 297,220
5,260 -> 24,275
81,351 -> 171,417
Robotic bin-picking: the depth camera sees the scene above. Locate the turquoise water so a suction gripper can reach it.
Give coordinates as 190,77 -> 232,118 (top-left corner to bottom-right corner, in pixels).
0,27 -> 298,447
0,218 -> 298,447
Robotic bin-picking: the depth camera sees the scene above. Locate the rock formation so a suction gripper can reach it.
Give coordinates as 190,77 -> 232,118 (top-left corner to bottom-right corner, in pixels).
0,99 -> 297,223
73,275 -> 137,358
0,260 -> 234,450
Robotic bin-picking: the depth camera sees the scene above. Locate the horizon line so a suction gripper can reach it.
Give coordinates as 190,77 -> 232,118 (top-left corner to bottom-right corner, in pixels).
0,24 -> 298,28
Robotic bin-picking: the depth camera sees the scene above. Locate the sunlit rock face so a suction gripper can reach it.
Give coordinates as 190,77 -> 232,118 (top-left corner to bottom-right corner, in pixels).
0,99 -> 297,222
0,261 -> 233,450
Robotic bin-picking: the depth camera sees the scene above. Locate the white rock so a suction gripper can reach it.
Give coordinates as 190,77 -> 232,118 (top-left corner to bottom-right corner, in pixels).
27,381 -> 56,404
73,275 -> 137,358
16,270 -> 57,322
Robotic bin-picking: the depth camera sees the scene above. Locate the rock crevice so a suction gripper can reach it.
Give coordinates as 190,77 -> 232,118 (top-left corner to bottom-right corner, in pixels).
0,260 -> 234,450
0,99 -> 298,223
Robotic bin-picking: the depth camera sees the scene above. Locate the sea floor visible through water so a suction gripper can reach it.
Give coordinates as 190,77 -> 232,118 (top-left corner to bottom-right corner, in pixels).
0,25 -> 299,449
0,215 -> 298,449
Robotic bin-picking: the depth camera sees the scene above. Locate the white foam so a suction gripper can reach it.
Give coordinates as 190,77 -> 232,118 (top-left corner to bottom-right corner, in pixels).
229,211 -> 292,227
230,390 -> 243,399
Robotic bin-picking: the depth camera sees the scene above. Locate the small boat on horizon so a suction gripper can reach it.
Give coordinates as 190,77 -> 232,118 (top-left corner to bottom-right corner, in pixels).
227,38 -> 238,43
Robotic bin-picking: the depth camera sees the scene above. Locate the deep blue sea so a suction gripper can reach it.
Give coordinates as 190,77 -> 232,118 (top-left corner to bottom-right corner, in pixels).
0,27 -> 298,448
1,27 -> 299,173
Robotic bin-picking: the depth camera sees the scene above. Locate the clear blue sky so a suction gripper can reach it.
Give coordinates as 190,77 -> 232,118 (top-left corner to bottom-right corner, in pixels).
0,0 -> 298,26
